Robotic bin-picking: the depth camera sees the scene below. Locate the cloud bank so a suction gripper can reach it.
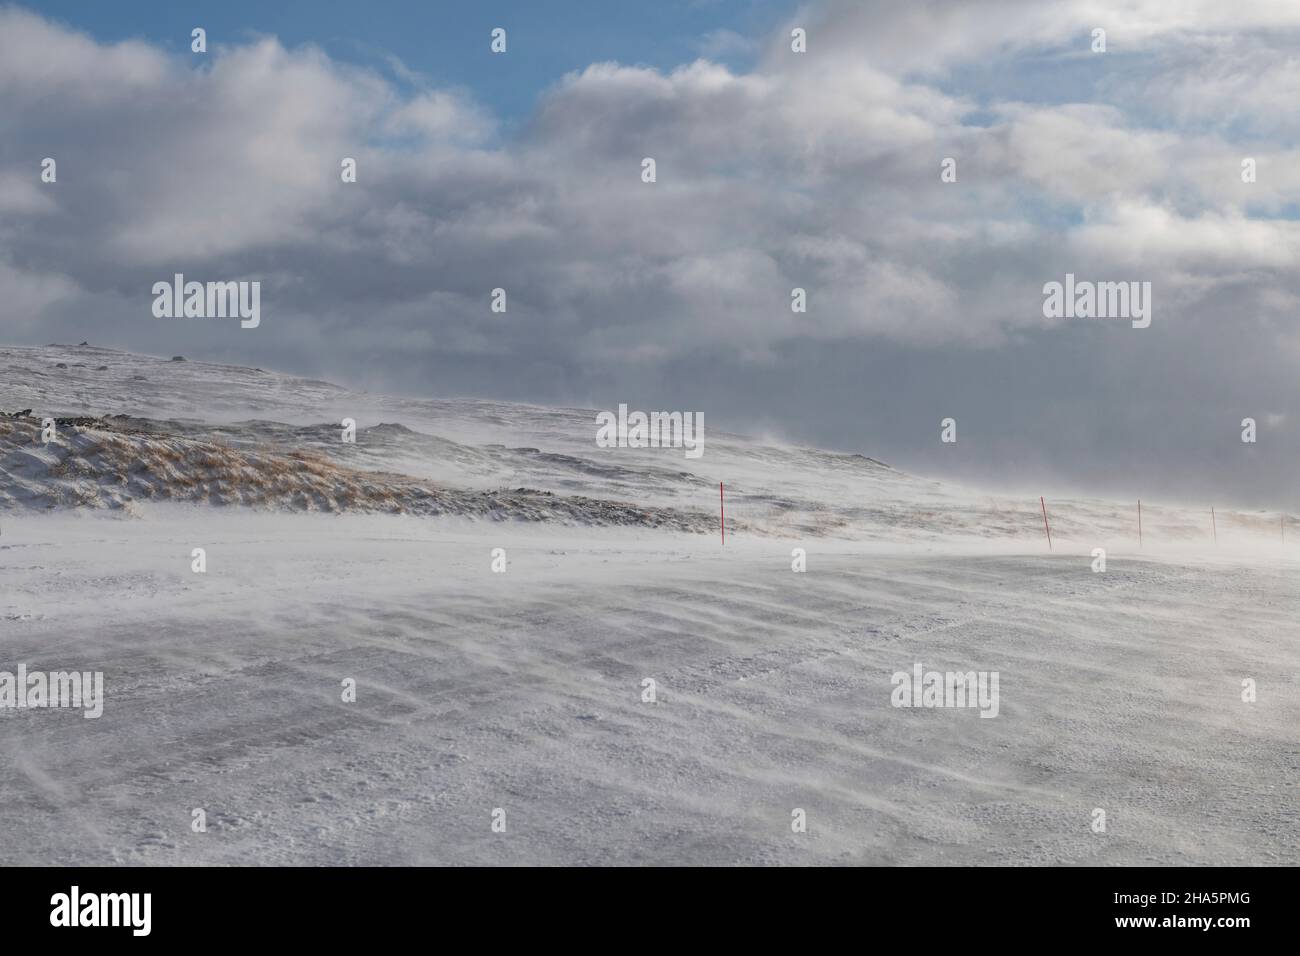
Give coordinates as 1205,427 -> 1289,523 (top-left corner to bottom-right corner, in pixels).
3,1 -> 1300,506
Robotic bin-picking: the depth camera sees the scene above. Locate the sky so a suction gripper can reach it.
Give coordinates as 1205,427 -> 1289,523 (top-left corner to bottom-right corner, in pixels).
4,0 -> 1300,508
23,0 -> 791,124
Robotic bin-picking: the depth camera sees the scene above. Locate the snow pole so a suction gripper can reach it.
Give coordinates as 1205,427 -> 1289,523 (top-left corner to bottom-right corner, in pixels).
1138,499 -> 1142,548
1040,496 -> 1052,550
720,481 -> 725,545
1211,507 -> 1217,545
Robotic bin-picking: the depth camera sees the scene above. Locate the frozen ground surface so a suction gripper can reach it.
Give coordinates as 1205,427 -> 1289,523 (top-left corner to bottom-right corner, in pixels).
0,345 -> 1296,865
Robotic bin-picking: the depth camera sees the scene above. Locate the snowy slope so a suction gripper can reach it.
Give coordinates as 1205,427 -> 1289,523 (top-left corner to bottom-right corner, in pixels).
0,344 -> 1288,547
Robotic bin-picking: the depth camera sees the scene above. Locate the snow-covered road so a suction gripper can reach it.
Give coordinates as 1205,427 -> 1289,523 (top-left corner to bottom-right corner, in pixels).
2,511 -> 1295,865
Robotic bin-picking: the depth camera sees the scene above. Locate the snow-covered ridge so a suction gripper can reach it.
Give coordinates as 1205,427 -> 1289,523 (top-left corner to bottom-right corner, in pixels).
0,344 -> 1291,545
0,413 -> 723,531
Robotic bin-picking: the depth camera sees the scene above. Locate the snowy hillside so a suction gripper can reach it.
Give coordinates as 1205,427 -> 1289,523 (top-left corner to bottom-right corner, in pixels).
0,344 -> 1288,547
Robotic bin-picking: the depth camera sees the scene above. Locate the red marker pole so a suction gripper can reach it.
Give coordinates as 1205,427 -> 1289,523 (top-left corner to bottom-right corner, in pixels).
720,481 -> 725,545
1040,496 -> 1052,550
1138,499 -> 1142,548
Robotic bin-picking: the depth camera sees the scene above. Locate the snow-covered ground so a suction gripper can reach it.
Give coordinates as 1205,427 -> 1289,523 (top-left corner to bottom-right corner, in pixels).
1,345 -> 1296,864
